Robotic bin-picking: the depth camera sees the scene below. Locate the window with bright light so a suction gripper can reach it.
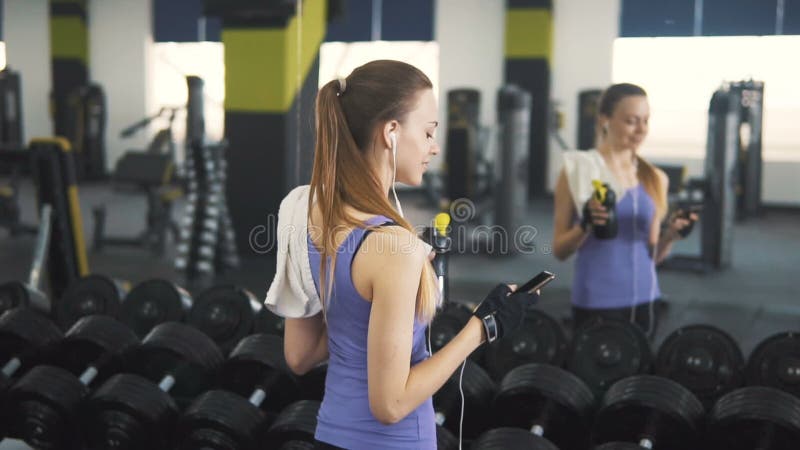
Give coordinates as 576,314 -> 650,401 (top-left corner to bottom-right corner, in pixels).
0,42 -> 6,70
151,42 -> 225,162
612,36 -> 800,162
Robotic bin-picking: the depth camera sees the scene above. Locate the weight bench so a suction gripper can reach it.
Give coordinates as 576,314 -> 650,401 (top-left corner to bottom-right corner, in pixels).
92,152 -> 181,255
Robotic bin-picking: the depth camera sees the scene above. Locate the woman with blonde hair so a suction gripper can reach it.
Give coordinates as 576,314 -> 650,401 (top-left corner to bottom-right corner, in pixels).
552,83 -> 696,336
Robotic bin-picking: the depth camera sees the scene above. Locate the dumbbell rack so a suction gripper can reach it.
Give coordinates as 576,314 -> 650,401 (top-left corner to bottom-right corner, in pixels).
176,140 -> 239,284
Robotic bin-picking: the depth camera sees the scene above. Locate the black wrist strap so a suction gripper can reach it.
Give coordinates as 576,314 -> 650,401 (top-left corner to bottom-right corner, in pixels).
481,314 -> 499,343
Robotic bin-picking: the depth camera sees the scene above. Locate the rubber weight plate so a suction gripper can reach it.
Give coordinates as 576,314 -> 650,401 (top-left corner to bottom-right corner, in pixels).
253,305 -> 285,336
708,386 -> 800,450
266,400 -> 320,446
218,334 -> 299,413
186,285 -> 261,353
484,307 -> 567,382
83,373 -> 178,450
656,324 -> 745,408
175,389 -> 274,450
746,331 -> 800,398
56,275 -> 127,330
433,359 -> 495,439
0,281 -> 49,315
2,365 -> 87,448
125,322 -> 223,406
567,317 -> 652,395
117,279 -> 193,338
592,375 -> 704,450
472,427 -> 559,450
494,363 -> 595,450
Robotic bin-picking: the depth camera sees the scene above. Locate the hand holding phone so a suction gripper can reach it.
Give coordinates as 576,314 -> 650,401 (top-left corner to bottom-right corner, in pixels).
516,270 -> 556,296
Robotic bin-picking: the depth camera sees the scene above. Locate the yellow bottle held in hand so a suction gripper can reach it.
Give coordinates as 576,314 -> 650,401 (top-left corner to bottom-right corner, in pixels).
583,179 -> 618,239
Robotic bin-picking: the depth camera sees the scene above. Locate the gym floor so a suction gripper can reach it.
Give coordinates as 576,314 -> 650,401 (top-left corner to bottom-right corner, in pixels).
0,178 -> 799,450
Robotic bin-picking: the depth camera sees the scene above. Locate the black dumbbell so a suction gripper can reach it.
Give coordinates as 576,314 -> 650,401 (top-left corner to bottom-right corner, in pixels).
2,315 -> 139,449
656,324 -> 745,408
433,359 -> 496,439
746,331 -> 800,398
0,204 -> 53,316
116,279 -> 194,338
265,400 -> 321,447
567,317 -> 652,396
81,322 -> 224,449
591,375 -> 704,449
55,274 -> 129,330
483,306 -> 567,382
0,281 -> 50,317
0,308 -> 63,439
174,334 -> 300,449
489,363 -> 596,450
186,285 -> 281,352
706,386 -> 800,450
472,427 -> 559,450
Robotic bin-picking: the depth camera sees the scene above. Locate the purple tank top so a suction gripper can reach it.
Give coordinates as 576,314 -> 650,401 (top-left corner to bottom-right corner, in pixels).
573,184 -> 662,309
308,215 -> 436,449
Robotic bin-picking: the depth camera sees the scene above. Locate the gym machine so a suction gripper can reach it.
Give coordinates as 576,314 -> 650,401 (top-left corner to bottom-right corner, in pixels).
432,85 -> 533,256
663,81 -> 763,272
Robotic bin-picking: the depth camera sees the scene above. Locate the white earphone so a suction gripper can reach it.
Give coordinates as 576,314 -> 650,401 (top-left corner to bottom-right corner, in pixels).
388,131 -> 403,217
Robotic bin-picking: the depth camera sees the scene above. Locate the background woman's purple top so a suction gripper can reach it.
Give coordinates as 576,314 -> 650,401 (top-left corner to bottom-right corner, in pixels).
572,184 -> 662,309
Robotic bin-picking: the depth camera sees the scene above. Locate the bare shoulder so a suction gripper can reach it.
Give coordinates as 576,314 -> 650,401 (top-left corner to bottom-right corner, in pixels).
655,167 -> 669,189
361,225 -> 427,265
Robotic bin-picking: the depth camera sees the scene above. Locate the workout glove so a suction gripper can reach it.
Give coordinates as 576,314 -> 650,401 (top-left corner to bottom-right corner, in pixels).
473,283 -> 538,343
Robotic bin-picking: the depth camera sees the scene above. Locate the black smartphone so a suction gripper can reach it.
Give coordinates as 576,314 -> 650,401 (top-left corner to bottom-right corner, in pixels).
516,270 -> 556,295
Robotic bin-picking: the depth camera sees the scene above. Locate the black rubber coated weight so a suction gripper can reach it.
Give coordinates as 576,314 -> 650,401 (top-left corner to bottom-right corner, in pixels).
433,358 -> 496,439
56,274 -> 127,330
592,375 -> 704,450
266,400 -> 320,447
117,279 -> 193,338
567,317 -> 652,395
707,386 -> 800,450
493,363 -> 595,450
186,285 -> 262,352
746,331 -> 800,398
656,324 -> 745,408
484,307 -> 567,382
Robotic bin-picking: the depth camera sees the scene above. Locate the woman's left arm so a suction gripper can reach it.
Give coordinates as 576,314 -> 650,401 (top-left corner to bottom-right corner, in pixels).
652,169 -> 676,265
284,313 -> 329,375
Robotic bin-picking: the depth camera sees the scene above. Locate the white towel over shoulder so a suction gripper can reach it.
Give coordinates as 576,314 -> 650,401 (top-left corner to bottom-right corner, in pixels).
264,185 -> 321,318
561,149 -> 623,212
